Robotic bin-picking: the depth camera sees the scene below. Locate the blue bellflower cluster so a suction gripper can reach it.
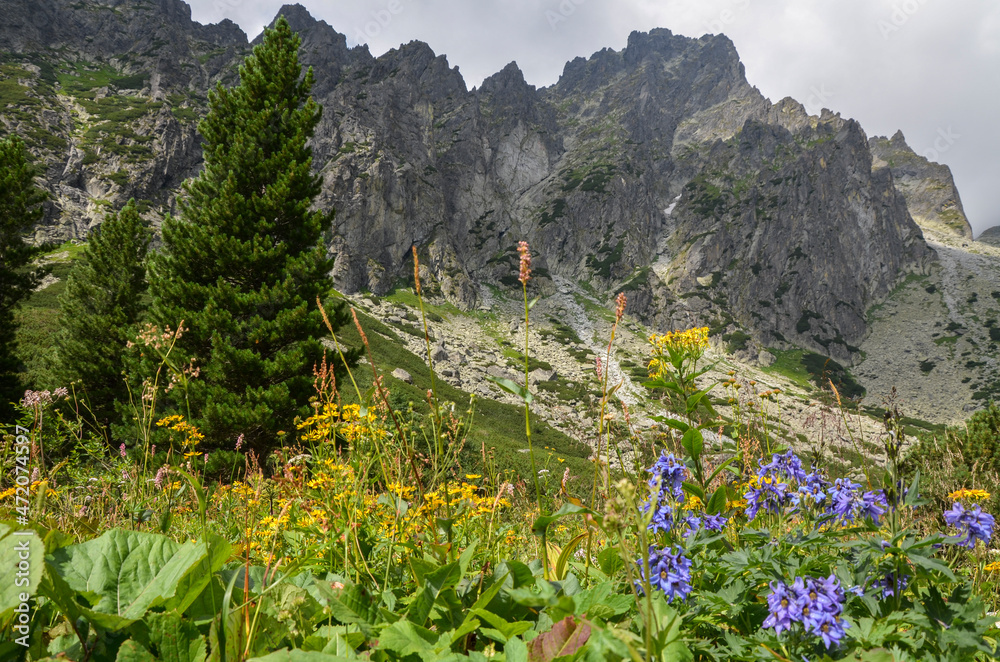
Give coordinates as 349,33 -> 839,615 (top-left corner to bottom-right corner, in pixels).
682,512 -> 728,537
744,451 -> 888,526
827,478 -> 888,526
637,545 -> 692,603
758,450 -> 808,482
644,452 -> 687,533
763,574 -> 848,649
794,471 -> 830,508
944,502 -> 995,548
745,451 -> 804,519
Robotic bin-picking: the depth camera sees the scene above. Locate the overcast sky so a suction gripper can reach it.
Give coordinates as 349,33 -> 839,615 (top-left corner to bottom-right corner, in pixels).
188,0 -> 1000,237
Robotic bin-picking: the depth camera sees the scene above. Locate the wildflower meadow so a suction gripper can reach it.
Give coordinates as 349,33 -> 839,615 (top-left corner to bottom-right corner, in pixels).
1,17 -> 999,662
2,241 -> 999,662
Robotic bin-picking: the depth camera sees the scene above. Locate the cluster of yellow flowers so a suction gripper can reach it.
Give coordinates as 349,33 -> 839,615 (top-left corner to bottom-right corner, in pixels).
156,414 -> 204,449
297,403 -> 388,444
682,495 -> 704,511
649,327 -> 709,354
417,481 -> 508,521
0,481 -> 58,502
375,478 -> 511,540
647,327 -> 710,377
948,488 -> 991,502
306,459 -> 356,492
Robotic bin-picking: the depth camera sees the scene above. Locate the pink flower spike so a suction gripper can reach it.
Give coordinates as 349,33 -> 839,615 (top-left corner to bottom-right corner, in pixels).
517,241 -> 531,285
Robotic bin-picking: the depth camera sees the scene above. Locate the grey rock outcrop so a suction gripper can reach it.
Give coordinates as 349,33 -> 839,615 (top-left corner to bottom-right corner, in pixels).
978,226 -> 1000,247
529,368 -> 558,385
1,0 -> 948,362
869,131 -> 973,239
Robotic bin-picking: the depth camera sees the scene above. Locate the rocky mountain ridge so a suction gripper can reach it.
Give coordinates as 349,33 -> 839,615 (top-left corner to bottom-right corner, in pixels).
3,0 -> 998,424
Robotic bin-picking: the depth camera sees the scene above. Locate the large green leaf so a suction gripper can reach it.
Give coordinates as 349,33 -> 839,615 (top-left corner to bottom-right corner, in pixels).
406,561 -> 461,626
45,529 -> 216,629
313,582 -> 376,631
532,503 -> 600,535
486,376 -> 534,404
248,650 -> 359,662
125,611 -> 207,662
166,534 -> 232,613
116,640 -> 157,662
473,608 -> 533,644
505,637 -> 529,662
376,620 -> 437,658
681,428 -> 703,460
908,551 -> 957,581
0,523 -> 44,624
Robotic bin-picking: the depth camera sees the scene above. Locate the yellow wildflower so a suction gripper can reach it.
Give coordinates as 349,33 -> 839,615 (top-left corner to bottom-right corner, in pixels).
948,488 -> 991,502
682,495 -> 704,511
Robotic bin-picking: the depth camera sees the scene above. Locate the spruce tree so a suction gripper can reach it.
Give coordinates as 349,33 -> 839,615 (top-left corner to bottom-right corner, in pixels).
56,199 -> 150,428
149,16 -> 353,452
0,136 -> 46,416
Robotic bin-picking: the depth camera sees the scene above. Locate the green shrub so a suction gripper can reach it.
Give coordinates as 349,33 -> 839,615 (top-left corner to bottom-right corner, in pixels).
905,403 -> 1000,515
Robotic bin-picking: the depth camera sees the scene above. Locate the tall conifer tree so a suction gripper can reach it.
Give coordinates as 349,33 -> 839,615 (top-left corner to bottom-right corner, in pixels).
149,16 -> 351,452
0,136 -> 46,416
56,199 -> 150,428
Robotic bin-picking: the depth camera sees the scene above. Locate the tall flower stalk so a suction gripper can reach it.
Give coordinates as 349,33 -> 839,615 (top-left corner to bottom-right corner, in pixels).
594,292 -> 628,499
516,241 -> 549,578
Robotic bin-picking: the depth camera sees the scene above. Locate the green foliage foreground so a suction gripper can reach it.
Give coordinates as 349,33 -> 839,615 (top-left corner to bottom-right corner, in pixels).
2,259 -> 999,661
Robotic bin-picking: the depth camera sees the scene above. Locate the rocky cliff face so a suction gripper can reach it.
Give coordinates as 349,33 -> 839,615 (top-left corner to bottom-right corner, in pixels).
978,226 -> 1000,247
869,131 -> 973,239
0,0 -> 248,242
0,0 -> 958,363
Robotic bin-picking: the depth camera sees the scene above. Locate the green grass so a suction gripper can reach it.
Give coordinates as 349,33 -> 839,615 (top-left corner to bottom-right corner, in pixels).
760,348 -> 814,391
335,306 -> 594,485
760,348 -> 865,399
42,240 -> 90,261
383,287 -> 460,319
57,61 -> 148,97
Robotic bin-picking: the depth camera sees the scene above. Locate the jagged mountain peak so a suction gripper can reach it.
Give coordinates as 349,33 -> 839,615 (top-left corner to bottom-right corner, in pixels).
869,131 -> 972,239
478,62 -> 533,97
257,2 -> 359,95
271,3 -> 320,28
623,26 -> 740,69
369,39 -> 467,94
